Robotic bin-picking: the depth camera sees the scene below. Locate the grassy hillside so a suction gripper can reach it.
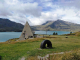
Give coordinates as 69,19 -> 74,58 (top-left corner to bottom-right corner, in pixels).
0,32 -> 80,60
64,31 -> 80,36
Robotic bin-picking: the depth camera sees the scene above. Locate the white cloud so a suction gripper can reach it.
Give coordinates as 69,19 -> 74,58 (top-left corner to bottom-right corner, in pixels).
65,0 -> 80,9
8,14 -> 33,25
10,2 -> 42,17
0,0 -> 80,26
27,12 -> 58,25
0,0 -> 42,25
5,0 -> 42,17
18,0 -> 34,3
28,16 -> 42,25
27,7 -> 80,25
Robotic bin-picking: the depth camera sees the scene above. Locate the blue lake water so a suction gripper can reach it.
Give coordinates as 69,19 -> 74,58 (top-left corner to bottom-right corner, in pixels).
0,32 -> 21,42
35,31 -> 70,35
0,31 -> 70,42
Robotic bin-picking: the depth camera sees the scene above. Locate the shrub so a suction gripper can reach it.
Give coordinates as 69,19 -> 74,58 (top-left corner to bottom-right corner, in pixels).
70,32 -> 72,34
62,53 -> 80,60
53,32 -> 56,35
55,32 -> 58,35
53,32 -> 58,35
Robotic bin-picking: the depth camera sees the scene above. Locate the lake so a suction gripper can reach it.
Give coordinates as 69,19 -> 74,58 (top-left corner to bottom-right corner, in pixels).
0,31 -> 70,42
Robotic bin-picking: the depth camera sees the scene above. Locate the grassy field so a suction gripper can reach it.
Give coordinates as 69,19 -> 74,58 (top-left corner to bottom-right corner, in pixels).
0,33 -> 80,60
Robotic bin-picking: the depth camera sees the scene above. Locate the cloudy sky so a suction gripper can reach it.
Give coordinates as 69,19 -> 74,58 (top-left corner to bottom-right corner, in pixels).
0,0 -> 80,25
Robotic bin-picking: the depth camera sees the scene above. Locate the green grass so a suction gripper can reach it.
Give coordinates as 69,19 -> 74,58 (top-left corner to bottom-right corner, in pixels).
0,35 -> 80,60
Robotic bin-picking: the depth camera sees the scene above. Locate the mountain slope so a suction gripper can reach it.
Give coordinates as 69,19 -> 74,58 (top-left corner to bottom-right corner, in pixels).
0,18 -> 24,32
32,20 -> 80,31
42,21 -> 53,25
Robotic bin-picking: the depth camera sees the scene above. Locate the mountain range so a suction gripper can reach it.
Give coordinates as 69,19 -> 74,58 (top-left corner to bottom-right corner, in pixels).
0,18 -> 80,32
32,20 -> 80,31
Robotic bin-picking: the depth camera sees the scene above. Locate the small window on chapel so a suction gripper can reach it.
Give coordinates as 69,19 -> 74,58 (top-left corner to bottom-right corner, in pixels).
28,36 -> 33,38
24,31 -> 26,32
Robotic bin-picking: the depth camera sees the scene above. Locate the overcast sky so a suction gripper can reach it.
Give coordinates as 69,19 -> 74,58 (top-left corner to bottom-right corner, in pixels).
0,0 -> 80,25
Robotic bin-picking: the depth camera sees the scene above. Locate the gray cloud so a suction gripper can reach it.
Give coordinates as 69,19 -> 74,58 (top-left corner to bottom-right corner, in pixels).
9,2 -> 42,17
0,2 -> 12,17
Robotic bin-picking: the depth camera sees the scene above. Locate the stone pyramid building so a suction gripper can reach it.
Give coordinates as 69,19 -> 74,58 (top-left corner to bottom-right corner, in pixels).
19,22 -> 34,40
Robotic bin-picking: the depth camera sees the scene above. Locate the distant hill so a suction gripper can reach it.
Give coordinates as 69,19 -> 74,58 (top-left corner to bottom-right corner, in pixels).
32,20 -> 80,31
0,18 -> 24,32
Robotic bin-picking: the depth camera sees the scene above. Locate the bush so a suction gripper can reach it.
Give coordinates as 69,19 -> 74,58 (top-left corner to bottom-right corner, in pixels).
56,33 -> 58,35
53,32 -> 56,35
62,53 -> 80,60
70,32 -> 72,34
53,32 -> 58,35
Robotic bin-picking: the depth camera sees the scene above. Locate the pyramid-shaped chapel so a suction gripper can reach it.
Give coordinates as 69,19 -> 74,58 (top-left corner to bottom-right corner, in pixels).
19,22 -> 34,40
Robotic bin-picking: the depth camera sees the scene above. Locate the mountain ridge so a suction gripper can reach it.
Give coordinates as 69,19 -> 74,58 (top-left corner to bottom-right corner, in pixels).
0,18 -> 24,32
32,20 -> 80,31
